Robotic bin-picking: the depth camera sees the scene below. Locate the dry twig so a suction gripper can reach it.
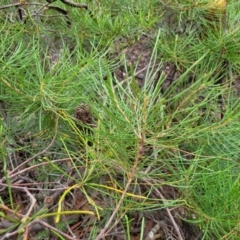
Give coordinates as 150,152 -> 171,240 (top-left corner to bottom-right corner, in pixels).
142,177 -> 184,240
21,187 -> 37,223
0,119 -> 58,185
34,219 -> 78,239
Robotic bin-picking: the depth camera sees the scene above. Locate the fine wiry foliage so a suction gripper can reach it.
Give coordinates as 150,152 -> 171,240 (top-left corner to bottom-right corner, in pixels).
0,0 -> 240,239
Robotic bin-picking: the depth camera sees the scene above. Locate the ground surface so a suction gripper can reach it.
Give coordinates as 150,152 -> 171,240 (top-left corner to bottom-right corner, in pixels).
0,1 -> 240,240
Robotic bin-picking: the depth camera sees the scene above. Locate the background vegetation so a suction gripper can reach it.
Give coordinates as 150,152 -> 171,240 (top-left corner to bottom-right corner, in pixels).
0,0 -> 240,239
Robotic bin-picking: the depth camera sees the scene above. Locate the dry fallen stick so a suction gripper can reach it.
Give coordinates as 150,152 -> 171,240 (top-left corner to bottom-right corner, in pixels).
0,1 -> 87,25
0,171 -> 81,238
145,221 -> 163,240
52,0 -> 88,10
0,218 -> 77,240
0,1 -> 88,10
0,187 -> 36,240
34,219 -> 78,240
141,177 -> 184,240
0,158 -> 71,189
21,187 -> 37,223
0,120 -> 58,185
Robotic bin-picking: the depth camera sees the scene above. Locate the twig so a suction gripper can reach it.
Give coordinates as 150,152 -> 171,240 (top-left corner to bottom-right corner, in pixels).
0,1 -> 86,25
8,134 -> 57,176
0,203 -> 24,219
0,118 -> 59,185
145,221 -> 162,240
0,1 -> 87,10
0,230 -> 19,240
0,158 -> 70,188
0,3 -> 21,10
21,187 -> 37,223
63,214 -> 77,238
59,0 -> 88,9
0,187 -> 37,239
0,172 -> 81,238
143,178 -> 184,240
34,219 -> 78,239
2,139 -> 56,180
0,181 -> 66,190
46,0 -> 88,9
34,5 -> 72,25
95,177 -> 133,240
0,3 -> 47,10
23,225 -> 29,240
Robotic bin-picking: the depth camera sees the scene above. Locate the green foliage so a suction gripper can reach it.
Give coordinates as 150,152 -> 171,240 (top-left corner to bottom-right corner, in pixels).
0,0 -> 240,239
